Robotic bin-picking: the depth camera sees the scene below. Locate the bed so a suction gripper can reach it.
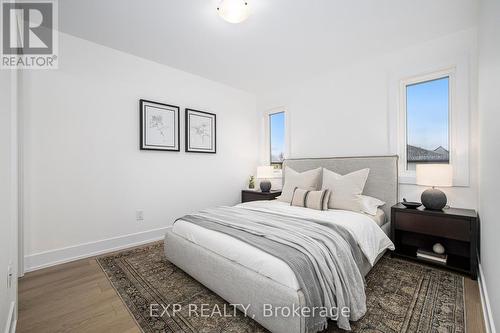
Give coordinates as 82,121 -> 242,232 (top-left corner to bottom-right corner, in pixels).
164,156 -> 398,333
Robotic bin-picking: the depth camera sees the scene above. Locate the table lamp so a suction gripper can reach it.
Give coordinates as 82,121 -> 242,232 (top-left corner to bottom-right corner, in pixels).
256,166 -> 274,192
416,164 -> 453,210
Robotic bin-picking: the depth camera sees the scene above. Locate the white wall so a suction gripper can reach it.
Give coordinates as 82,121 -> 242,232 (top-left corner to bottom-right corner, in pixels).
258,29 -> 478,209
478,0 -> 500,330
0,69 -> 18,333
20,33 -> 259,271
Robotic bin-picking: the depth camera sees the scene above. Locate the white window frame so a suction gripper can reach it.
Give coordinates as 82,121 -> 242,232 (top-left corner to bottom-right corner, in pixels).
397,67 -> 470,186
262,107 -> 289,177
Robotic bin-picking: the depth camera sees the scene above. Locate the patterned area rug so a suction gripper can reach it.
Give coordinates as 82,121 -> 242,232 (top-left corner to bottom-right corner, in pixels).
97,242 -> 465,333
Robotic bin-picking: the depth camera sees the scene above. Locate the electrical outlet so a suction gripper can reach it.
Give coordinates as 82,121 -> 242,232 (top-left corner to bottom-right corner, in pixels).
7,265 -> 12,288
136,210 -> 144,221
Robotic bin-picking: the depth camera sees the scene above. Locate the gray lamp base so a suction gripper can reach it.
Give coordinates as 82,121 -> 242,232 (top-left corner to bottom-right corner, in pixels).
421,188 -> 447,210
260,180 -> 272,192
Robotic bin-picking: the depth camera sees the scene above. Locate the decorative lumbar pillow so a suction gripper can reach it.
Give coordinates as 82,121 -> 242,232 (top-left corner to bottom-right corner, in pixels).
307,189 -> 331,211
322,168 -> 370,211
290,188 -> 331,211
358,195 -> 386,216
290,188 -> 309,207
322,189 -> 332,210
278,167 -> 322,203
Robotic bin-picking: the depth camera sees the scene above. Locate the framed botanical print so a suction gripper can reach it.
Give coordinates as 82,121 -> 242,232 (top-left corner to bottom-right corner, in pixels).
185,108 -> 216,153
140,99 -> 180,151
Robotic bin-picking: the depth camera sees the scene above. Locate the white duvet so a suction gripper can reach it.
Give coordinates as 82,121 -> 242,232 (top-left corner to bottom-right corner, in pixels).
172,200 -> 394,290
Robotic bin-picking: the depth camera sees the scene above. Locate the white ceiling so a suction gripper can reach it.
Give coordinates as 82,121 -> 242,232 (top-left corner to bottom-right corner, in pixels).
59,0 -> 478,94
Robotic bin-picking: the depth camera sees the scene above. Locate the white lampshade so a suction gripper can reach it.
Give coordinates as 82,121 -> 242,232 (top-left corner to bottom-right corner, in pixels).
416,164 -> 453,187
256,166 -> 274,179
217,0 -> 250,24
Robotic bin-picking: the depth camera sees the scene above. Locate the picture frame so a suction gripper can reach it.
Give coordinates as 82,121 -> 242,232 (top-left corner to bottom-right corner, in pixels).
140,99 -> 180,151
185,108 -> 216,153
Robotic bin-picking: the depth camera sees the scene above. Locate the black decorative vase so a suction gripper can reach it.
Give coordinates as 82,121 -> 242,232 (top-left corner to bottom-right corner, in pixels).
260,180 -> 272,192
421,188 -> 447,210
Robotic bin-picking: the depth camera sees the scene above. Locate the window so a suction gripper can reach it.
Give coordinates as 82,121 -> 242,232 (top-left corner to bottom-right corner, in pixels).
406,76 -> 450,171
269,111 -> 285,168
396,64 -> 470,186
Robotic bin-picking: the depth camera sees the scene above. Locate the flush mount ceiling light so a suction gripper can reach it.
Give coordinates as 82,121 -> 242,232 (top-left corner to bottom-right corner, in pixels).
217,0 -> 250,24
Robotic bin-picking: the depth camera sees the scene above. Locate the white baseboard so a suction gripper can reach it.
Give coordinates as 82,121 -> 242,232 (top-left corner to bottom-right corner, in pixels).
478,263 -> 497,333
4,301 -> 16,333
24,227 -> 170,272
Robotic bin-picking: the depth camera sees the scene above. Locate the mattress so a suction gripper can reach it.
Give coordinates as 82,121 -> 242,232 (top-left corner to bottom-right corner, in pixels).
172,201 -> 394,291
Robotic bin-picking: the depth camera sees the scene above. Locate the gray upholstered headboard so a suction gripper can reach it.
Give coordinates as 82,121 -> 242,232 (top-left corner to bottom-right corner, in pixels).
282,156 -> 398,219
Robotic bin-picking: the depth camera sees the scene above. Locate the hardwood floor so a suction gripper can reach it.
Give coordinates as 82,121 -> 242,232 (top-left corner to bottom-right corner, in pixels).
464,278 -> 487,332
18,258 -> 140,333
18,246 -> 487,333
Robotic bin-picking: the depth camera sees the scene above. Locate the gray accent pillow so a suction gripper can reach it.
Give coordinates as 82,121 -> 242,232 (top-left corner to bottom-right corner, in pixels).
322,168 -> 370,212
278,167 -> 322,203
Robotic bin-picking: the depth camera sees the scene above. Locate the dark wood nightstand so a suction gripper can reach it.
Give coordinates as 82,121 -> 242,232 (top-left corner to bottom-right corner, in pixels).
391,203 -> 479,279
241,190 -> 281,203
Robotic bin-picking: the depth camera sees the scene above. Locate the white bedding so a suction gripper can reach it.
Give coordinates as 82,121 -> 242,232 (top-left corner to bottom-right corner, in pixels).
364,208 -> 386,226
172,200 -> 394,291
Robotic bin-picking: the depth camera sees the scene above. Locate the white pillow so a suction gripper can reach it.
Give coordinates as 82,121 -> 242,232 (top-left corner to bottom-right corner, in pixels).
358,195 -> 386,216
278,167 -> 322,203
322,168 -> 370,211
